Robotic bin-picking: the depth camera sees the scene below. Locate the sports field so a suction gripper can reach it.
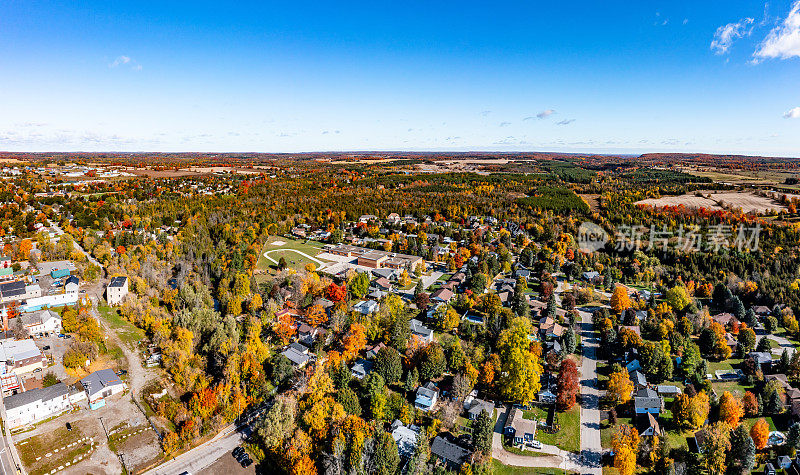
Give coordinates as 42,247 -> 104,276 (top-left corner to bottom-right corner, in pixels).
255,236 -> 332,275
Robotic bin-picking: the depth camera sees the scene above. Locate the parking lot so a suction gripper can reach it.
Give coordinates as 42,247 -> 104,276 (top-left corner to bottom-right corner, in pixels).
36,333 -> 71,382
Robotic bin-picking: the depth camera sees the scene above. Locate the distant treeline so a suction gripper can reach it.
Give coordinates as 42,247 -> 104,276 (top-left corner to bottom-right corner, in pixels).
516,187 -> 589,213
619,168 -> 712,184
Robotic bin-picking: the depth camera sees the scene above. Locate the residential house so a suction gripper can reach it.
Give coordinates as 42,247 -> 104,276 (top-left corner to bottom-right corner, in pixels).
350,359 -> 373,380
539,317 -> 564,339
365,342 -> 386,359
353,300 -> 379,315
297,324 -> 328,348
64,275 -> 80,293
430,436 -> 473,470
630,370 -> 648,391
0,281 -> 42,305
725,333 -> 738,352
463,394 -> 494,420
0,338 -> 47,375
753,306 -> 772,316
410,319 -> 434,344
750,352 -> 774,373
371,277 -> 392,292
390,420 -> 420,459
80,368 -> 127,409
281,345 -> 310,368
538,389 -> 557,404
638,412 -> 663,437
656,385 -> 682,398
415,382 -> 439,411
504,408 -> 538,446
712,312 -> 738,329
582,271 -> 600,281
106,276 -> 129,306
4,382 -> 72,428
430,288 -> 454,304
634,387 -> 662,415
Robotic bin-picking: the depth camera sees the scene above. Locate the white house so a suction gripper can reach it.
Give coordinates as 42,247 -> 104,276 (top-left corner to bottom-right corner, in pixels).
80,368 -> 126,409
4,383 -> 72,428
106,276 -> 129,306
353,300 -> 379,315
12,309 -> 62,337
64,275 -> 80,293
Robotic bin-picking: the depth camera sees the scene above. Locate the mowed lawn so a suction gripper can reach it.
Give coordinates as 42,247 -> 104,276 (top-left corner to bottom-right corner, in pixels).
255,236 -> 331,275
525,405 -> 581,453
492,460 -> 577,475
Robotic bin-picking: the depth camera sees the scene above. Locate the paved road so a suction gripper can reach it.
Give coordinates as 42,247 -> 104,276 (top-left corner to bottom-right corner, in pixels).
48,221 -> 103,269
577,307 -> 603,475
757,330 -> 796,356
145,406 -> 268,475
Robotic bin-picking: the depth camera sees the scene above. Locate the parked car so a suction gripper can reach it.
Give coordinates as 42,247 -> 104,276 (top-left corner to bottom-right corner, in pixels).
116,370 -> 127,376
42,345 -> 50,351
531,440 -> 542,449
232,447 -> 245,457
240,457 -> 252,468
66,422 -> 72,431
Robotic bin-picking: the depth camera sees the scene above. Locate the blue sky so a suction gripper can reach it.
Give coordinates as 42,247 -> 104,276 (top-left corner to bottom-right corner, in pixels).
1,1 -> 799,155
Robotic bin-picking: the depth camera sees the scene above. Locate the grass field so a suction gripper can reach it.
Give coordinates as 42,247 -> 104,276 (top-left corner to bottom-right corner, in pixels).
98,301 -> 144,345
255,236 -> 331,276
491,460 -> 576,475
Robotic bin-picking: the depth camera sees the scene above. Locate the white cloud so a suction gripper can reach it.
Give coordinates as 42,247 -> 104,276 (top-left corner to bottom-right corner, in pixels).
499,121 -> 511,127
536,109 -> 555,119
711,17 -> 754,54
110,55 -> 142,70
784,107 -> 800,119
557,119 -> 576,126
754,1 -> 800,61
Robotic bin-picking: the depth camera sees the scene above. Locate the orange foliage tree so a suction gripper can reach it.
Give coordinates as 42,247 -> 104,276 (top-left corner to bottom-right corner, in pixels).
750,418 -> 769,450
718,391 -> 743,427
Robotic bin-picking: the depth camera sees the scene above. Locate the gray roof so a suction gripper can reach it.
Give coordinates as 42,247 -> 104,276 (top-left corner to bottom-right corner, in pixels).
281,347 -> 309,366
630,370 -> 647,386
80,368 -> 124,397
65,275 -> 79,286
409,319 -> 433,339
466,398 -> 494,417
417,382 -> 438,401
108,276 -> 127,288
634,387 -> 661,409
750,352 -> 773,364
431,436 -> 472,466
5,382 -> 69,410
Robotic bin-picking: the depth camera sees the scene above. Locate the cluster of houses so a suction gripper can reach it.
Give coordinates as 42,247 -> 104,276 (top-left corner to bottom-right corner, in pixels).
4,367 -> 127,428
0,260 -> 82,317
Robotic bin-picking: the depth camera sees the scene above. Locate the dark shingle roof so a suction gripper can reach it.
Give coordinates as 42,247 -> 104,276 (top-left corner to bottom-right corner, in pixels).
108,276 -> 127,288
431,436 -> 471,466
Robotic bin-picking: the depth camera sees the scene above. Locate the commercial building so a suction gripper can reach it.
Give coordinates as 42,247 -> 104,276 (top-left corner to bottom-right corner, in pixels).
4,382 -> 72,428
80,368 -> 127,409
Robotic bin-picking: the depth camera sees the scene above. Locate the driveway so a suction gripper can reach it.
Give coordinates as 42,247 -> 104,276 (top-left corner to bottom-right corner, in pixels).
491,406 -> 570,470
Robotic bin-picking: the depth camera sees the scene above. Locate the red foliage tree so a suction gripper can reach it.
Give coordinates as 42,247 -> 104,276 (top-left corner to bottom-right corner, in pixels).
556,358 -> 579,410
